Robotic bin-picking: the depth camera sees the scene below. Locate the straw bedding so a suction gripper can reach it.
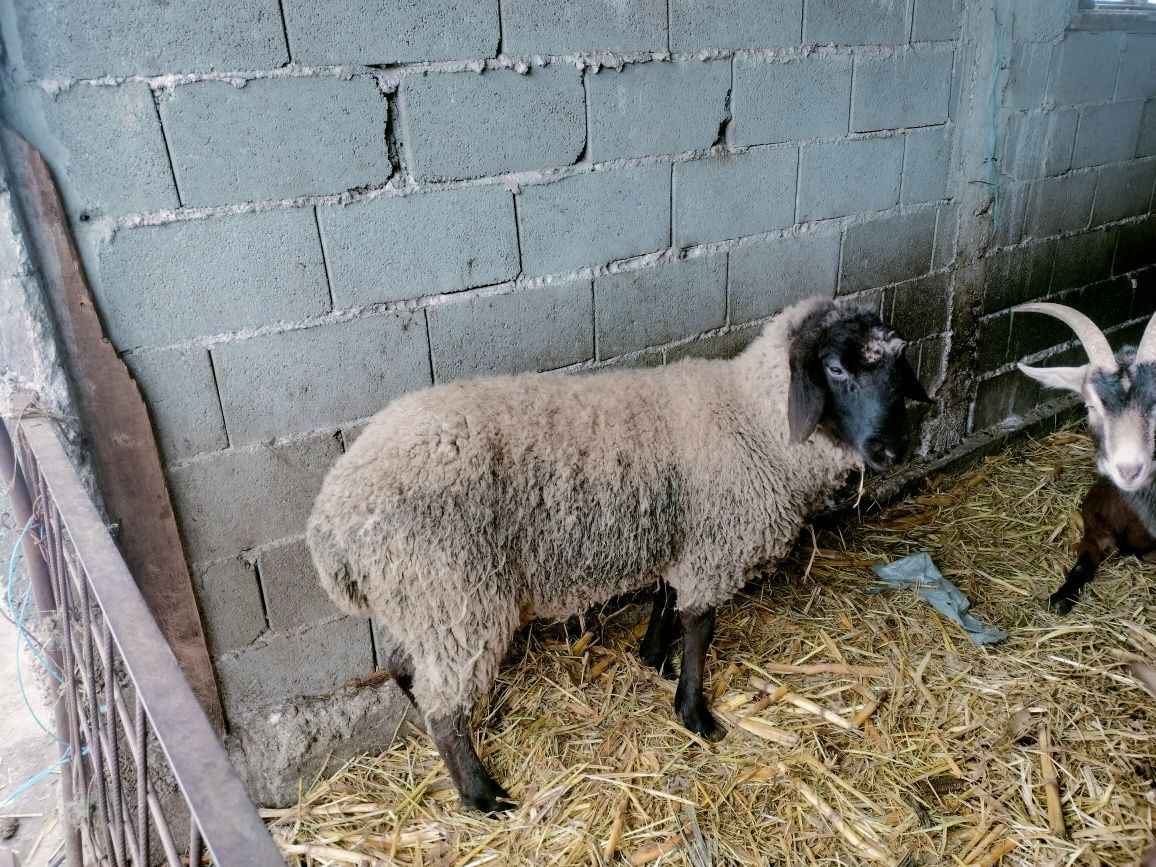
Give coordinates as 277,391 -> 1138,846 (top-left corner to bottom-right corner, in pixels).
265,425 -> 1156,865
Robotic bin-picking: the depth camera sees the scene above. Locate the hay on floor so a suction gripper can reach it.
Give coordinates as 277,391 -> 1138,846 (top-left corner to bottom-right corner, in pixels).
264,425 -> 1156,865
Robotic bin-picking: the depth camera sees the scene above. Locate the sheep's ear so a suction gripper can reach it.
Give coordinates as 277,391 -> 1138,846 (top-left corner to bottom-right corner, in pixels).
788,359 -> 827,443
1017,362 -> 1088,395
899,355 -> 932,403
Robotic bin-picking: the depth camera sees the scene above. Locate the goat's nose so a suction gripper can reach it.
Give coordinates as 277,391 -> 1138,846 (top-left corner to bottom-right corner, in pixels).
1118,463 -> 1145,484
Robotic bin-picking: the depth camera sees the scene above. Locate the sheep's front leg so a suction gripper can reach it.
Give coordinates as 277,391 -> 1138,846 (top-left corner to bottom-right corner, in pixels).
639,580 -> 678,677
429,711 -> 512,814
674,608 -> 724,742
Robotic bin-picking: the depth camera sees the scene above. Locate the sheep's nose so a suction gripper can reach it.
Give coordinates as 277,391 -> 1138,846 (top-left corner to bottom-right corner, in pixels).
1117,462 -> 1144,484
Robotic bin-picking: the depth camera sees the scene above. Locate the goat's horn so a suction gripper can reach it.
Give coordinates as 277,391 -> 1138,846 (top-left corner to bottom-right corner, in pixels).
1012,302 -> 1116,371
1136,312 -> 1156,366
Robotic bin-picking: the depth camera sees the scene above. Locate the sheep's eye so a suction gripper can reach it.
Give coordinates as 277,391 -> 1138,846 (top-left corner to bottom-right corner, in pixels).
826,362 -> 848,381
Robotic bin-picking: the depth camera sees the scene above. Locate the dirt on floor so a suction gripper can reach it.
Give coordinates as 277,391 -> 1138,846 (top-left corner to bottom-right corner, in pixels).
269,423 -> 1156,866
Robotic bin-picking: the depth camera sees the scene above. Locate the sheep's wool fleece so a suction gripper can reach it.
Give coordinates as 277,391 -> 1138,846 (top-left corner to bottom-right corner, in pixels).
307,297 -> 863,718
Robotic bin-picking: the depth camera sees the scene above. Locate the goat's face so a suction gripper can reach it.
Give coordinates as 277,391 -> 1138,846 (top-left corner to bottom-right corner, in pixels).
1016,304 -> 1156,492
788,305 -> 931,470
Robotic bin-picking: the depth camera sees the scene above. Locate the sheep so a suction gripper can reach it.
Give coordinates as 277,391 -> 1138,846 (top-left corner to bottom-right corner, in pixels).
1014,303 -> 1156,613
306,295 -> 931,813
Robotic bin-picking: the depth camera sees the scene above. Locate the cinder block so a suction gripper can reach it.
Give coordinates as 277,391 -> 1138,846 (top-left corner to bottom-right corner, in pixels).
126,347 -> 227,462
1093,162 -> 1156,226
170,433 -> 342,563
1011,3 -> 1067,42
215,617 -> 373,710
8,82 -> 178,218
1006,44 -> 1051,111
974,313 -> 1012,373
1051,229 -> 1116,292
1008,304 -> 1076,360
981,241 -> 1055,314
914,333 -> 946,391
934,202 -> 958,269
673,146 -> 797,246
1115,217 -> 1156,274
595,257 -> 726,358
665,323 -> 761,362
281,0 -> 498,64
586,60 -> 730,161
971,370 -> 1039,433
500,0 -> 666,54
803,0 -> 907,45
318,188 -> 520,307
840,210 -> 936,293
1118,35 -> 1156,100
728,231 -> 840,324
1072,277 -> 1136,331
993,181 -> 1030,246
194,557 -> 266,655
1023,172 -> 1096,238
257,539 -> 338,632
1140,100 -> 1156,157
670,0 -> 802,49
1044,110 -> 1078,176
94,210 -> 330,351
1051,32 -> 1123,105
912,0 -> 962,42
427,281 -> 594,380
733,55 -> 852,145
851,50 -> 953,132
159,76 -> 388,207
11,0 -> 287,78
797,138 -> 903,222
212,312 -> 432,446
1000,113 -> 1047,182
400,66 -> 585,182
901,127 -> 950,203
1071,100 -> 1146,169
886,273 -> 949,340
517,166 -> 670,275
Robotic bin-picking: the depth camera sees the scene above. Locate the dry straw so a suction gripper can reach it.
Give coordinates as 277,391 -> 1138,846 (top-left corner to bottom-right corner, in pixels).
266,425 -> 1156,865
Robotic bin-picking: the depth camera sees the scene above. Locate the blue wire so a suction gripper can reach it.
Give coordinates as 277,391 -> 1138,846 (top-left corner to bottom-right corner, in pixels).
0,749 -> 72,810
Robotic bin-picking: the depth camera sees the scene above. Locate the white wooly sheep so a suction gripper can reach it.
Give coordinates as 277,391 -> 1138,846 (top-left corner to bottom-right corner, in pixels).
307,295 -> 930,812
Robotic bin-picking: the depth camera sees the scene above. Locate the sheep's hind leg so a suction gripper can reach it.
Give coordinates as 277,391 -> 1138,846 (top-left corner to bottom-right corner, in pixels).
639,580 -> 678,677
429,711 -> 512,814
674,607 -> 724,742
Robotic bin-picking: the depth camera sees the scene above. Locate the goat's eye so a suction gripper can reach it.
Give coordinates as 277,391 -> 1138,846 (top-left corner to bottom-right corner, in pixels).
826,362 -> 848,381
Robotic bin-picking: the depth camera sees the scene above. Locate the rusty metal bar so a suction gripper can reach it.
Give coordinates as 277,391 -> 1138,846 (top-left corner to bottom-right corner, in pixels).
4,409 -> 283,866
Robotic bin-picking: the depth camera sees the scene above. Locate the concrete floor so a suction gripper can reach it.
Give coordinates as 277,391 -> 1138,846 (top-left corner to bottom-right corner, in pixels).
1,495 -> 66,866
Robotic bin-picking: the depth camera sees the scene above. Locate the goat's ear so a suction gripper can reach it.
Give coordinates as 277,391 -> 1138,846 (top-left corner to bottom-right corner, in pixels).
1017,362 -> 1088,395
899,355 -> 932,403
788,358 -> 826,444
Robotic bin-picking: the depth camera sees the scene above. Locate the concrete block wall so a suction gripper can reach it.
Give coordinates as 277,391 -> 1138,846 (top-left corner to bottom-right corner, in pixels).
1,0 -> 1153,795
975,18 -> 1156,433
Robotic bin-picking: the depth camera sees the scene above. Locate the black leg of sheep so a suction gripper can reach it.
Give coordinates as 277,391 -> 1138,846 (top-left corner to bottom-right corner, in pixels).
428,713 -> 512,814
674,608 -> 724,742
639,579 -> 679,678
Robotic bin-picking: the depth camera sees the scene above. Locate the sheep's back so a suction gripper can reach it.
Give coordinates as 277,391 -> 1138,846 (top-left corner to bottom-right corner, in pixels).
307,371 -> 688,621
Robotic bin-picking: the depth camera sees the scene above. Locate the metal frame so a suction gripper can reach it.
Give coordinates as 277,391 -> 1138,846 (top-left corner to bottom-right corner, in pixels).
1,405 -> 283,866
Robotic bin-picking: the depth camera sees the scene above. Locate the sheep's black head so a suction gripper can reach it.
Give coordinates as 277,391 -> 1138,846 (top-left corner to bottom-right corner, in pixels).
1015,303 -> 1156,492
788,303 -> 931,470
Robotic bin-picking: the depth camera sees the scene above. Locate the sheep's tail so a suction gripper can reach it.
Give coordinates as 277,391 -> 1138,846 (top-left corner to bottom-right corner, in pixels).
305,516 -> 373,616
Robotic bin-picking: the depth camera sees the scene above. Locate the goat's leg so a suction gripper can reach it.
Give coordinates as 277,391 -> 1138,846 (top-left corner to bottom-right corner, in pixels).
429,710 -> 512,814
674,607 -> 723,742
1050,541 -> 1107,615
639,580 -> 679,677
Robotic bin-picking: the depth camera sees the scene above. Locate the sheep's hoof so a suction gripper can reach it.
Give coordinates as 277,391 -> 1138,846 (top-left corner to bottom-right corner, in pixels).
1049,594 -> 1075,615
680,706 -> 725,743
462,780 -> 514,815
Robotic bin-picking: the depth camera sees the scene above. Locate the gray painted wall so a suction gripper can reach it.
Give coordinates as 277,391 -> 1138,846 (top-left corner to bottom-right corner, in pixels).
0,0 -> 1153,799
